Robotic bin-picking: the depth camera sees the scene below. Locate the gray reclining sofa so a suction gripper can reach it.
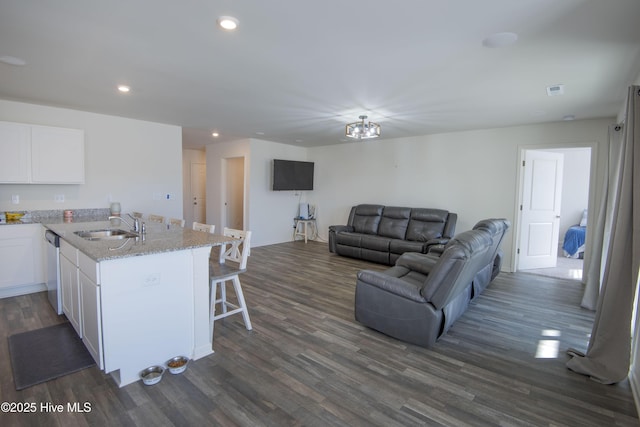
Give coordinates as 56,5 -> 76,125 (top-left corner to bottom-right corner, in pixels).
329,204 -> 457,265
354,220 -> 508,348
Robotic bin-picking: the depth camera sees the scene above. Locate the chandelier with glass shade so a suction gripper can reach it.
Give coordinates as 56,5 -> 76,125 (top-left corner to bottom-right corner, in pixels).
345,115 -> 381,140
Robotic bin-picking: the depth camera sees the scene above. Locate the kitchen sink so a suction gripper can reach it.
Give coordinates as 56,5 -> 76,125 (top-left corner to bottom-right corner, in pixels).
74,229 -> 138,240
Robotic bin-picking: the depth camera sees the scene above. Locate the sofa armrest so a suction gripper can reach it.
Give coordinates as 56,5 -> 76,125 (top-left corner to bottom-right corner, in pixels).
328,225 -> 354,252
357,270 -> 426,303
425,237 -> 450,249
329,225 -> 354,233
396,252 -> 439,276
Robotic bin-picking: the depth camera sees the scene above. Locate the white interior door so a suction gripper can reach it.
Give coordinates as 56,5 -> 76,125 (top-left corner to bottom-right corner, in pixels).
191,162 -> 206,224
518,150 -> 564,270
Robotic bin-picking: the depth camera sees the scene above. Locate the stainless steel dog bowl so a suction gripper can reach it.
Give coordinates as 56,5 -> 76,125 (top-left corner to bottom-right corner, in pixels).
140,365 -> 165,385
166,356 -> 189,374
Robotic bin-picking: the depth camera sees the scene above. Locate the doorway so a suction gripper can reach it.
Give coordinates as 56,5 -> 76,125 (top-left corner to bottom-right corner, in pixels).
190,162 -> 206,224
515,146 -> 592,280
223,157 -> 245,230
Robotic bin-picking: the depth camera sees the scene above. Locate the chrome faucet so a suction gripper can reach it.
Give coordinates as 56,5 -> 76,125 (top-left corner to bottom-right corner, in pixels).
109,213 -> 142,233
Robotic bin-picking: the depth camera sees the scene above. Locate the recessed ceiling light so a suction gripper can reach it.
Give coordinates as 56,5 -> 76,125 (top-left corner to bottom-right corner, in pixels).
212,132 -> 219,137
118,85 -> 130,93
255,131 -> 265,135
217,16 -> 239,31
563,115 -> 575,121
0,55 -> 27,66
482,32 -> 518,48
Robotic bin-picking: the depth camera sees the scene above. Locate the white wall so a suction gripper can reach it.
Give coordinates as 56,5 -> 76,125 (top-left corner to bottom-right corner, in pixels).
548,147 -> 592,241
308,118 -> 611,271
248,139 -> 309,246
0,100 -> 183,219
205,139 -> 250,236
206,138 -> 310,247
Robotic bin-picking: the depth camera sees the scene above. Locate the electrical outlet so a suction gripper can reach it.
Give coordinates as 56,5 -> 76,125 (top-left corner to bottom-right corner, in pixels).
11,194 -> 19,204
165,193 -> 174,200
54,194 -> 65,203
153,192 -> 161,201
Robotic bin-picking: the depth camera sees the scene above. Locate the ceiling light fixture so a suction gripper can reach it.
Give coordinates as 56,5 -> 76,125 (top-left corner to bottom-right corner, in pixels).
117,85 -> 130,93
212,132 -> 219,137
345,115 -> 381,140
217,16 -> 239,31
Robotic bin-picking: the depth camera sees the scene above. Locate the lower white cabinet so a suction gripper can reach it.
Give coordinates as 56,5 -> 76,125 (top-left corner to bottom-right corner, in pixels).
0,224 -> 45,297
59,240 -> 103,368
60,240 -> 81,337
79,270 -> 103,369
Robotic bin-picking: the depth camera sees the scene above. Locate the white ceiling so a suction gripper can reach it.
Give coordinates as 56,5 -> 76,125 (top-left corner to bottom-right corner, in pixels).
1,0 -> 640,150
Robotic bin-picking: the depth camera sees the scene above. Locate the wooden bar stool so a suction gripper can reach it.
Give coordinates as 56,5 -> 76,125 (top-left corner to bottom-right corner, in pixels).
209,228 -> 252,339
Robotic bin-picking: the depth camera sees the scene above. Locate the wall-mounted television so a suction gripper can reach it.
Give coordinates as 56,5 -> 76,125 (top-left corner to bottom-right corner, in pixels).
272,159 -> 314,191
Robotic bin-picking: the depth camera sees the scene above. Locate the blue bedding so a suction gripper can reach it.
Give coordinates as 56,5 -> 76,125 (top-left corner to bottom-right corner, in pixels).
563,225 -> 586,256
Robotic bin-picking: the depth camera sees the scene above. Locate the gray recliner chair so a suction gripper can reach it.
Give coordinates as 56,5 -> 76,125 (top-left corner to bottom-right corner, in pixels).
471,218 -> 511,297
354,228 -> 493,348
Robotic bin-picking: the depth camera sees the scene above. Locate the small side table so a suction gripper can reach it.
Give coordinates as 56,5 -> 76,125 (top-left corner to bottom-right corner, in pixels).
293,218 -> 317,243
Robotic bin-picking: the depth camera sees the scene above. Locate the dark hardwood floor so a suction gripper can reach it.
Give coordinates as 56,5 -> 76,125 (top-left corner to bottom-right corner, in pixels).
0,241 -> 637,426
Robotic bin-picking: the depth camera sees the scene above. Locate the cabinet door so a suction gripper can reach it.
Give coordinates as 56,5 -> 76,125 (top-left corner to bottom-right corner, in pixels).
80,270 -> 103,369
0,224 -> 45,293
31,125 -> 85,184
60,254 -> 82,337
0,121 -> 31,183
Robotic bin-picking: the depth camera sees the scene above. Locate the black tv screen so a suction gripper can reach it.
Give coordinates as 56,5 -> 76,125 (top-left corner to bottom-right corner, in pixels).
272,159 -> 314,191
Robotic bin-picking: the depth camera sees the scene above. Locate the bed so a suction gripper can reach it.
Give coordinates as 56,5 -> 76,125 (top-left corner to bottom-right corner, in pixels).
562,209 -> 588,258
563,225 -> 586,258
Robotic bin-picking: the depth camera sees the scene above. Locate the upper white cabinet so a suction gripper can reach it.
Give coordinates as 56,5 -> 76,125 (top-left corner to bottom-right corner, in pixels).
0,122 -> 31,183
0,121 -> 85,184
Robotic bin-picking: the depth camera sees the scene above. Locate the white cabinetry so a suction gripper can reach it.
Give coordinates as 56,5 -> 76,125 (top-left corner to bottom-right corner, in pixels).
31,126 -> 84,183
78,250 -> 103,369
0,224 -> 45,298
0,121 -> 85,184
0,122 -> 31,183
60,239 -> 82,337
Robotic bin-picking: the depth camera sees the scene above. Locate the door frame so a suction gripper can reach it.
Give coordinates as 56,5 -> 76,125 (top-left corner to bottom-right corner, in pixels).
512,141 -> 599,273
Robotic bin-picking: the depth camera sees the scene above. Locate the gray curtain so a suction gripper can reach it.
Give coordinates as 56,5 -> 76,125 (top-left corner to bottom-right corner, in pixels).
566,85 -> 640,384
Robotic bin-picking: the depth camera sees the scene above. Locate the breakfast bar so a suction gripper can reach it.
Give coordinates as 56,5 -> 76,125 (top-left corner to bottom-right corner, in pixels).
44,218 -> 236,387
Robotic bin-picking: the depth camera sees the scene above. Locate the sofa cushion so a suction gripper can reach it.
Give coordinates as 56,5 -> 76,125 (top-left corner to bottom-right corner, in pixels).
406,209 -> 449,242
361,234 -> 391,252
390,239 -> 427,255
378,207 -> 411,239
351,204 -> 384,235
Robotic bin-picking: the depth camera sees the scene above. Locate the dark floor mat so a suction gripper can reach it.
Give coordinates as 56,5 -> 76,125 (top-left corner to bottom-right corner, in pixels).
8,322 -> 96,390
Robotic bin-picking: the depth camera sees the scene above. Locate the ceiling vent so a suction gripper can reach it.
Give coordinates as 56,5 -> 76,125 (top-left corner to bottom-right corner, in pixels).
546,84 -> 565,96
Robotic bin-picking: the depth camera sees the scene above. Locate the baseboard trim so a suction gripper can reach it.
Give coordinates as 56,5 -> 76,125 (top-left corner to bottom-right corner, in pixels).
0,283 -> 46,299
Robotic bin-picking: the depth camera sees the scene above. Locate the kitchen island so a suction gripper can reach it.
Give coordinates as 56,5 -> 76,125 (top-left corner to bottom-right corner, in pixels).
44,218 -> 236,387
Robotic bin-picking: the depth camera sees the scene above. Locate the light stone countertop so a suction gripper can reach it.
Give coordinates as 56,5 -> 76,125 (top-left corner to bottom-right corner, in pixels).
44,219 -> 234,262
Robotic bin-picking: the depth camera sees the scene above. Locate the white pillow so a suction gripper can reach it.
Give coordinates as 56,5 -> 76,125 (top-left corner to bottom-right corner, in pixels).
579,209 -> 588,227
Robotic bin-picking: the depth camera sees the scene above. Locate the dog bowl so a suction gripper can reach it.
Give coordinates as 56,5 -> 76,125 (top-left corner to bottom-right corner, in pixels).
140,365 -> 164,385
166,356 -> 189,374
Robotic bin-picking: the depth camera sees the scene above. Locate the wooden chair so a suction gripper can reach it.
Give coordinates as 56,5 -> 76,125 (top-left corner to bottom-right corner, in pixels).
209,228 -> 252,339
147,214 -> 165,223
169,217 -> 185,227
192,222 -> 215,233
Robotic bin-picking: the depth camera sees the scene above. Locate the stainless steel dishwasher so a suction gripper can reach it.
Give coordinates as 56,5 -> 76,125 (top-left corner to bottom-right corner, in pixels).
45,230 -> 62,315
